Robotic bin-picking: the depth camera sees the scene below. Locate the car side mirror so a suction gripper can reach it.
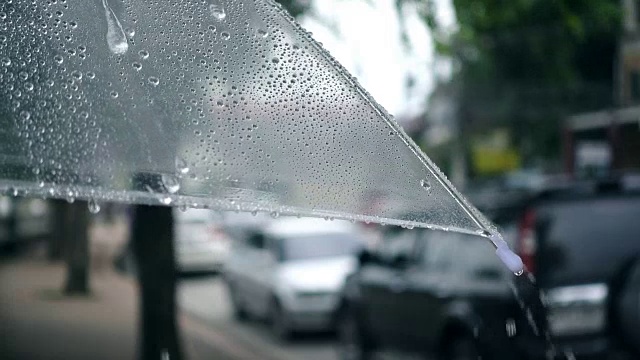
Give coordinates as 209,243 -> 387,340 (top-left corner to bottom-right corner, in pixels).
357,249 -> 377,266
391,253 -> 410,270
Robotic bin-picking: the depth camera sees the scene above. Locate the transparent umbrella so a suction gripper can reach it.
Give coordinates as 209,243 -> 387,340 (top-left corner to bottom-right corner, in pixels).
0,0 -> 521,272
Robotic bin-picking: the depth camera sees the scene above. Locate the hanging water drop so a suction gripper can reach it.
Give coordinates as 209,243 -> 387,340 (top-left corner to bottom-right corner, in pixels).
161,174 -> 180,194
101,0 -> 129,55
270,211 -> 280,219
420,178 -> 431,190
88,199 -> 101,214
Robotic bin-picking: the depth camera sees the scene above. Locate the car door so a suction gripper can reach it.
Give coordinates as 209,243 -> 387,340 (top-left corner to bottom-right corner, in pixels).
232,232 -> 275,317
359,228 -> 419,347
398,230 -> 461,351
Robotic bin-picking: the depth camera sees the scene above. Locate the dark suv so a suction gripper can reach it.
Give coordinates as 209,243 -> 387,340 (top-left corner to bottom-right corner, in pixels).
509,179 -> 640,359
336,225 -> 527,360
337,177 -> 640,360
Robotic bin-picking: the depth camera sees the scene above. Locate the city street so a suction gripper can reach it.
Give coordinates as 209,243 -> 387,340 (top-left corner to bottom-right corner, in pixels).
178,275 -> 420,360
178,274 -> 339,360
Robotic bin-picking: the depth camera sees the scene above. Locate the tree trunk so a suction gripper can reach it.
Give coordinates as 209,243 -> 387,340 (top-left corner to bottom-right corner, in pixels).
63,201 -> 90,295
132,205 -> 182,360
48,200 -> 67,261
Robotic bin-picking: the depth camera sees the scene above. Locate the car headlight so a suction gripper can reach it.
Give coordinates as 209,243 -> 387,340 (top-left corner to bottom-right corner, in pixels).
546,284 -> 608,336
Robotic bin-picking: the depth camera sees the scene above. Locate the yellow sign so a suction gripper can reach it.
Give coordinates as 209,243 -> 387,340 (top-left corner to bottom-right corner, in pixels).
471,129 -> 521,175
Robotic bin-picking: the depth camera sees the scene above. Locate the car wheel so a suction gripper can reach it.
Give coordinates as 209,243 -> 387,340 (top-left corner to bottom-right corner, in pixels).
444,335 -> 480,360
616,259 -> 640,356
270,299 -> 293,341
336,307 -> 375,360
228,284 -> 248,321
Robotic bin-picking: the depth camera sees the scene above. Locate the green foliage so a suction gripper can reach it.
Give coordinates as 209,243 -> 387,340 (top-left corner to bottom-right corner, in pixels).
428,0 -> 621,166
449,0 -> 621,86
275,0 -> 311,18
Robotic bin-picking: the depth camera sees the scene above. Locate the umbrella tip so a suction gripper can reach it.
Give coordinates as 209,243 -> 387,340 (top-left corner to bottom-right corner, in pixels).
488,232 -> 525,276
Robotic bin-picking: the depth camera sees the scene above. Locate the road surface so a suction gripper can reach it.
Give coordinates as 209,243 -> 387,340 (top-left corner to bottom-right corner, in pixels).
178,274 -> 338,360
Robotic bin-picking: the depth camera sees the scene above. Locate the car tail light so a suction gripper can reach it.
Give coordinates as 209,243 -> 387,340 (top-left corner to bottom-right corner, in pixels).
517,209 -> 537,274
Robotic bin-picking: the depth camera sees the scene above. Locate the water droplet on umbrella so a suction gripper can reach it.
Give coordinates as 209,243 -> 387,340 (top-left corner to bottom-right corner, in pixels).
2,57 -> 11,66
220,32 -> 230,40
175,157 -> 189,174
88,199 -> 101,214
124,27 -> 135,37
420,179 -> 431,190
138,50 -> 150,60
257,29 -> 268,38
209,1 -> 226,21
132,62 -> 142,71
148,76 -> 159,86
102,0 -> 129,54
161,174 -> 180,194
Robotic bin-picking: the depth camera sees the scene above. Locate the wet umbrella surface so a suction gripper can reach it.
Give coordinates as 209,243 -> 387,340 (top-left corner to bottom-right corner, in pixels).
0,0 -> 508,241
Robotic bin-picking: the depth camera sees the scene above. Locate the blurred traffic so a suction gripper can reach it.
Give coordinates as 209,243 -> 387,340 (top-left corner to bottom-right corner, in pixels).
1,173 -> 639,359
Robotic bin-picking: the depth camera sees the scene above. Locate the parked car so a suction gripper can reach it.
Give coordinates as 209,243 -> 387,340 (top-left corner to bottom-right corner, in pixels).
338,176 -> 640,360
0,196 -> 51,252
336,225 -> 527,360
510,177 -> 640,359
222,217 -> 365,340
174,208 -> 231,273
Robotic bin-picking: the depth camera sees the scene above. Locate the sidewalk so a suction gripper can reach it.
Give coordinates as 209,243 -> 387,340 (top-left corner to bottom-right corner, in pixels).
0,253 -> 260,360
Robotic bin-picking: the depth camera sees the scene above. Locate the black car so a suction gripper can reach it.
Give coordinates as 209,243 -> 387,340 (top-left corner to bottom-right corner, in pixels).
508,178 -> 640,359
336,177 -> 640,360
336,225 -> 531,360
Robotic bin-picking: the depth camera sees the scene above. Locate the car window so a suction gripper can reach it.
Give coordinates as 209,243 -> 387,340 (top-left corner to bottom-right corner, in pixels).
419,230 -> 456,272
246,232 -> 266,250
278,233 -> 363,261
377,228 -> 418,264
456,235 -> 506,278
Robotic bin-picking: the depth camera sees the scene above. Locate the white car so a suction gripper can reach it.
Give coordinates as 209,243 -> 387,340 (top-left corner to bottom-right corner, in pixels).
222,217 -> 364,339
174,209 -> 231,273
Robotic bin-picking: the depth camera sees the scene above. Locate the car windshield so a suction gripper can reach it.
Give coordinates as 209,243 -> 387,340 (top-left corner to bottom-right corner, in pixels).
279,233 -> 362,261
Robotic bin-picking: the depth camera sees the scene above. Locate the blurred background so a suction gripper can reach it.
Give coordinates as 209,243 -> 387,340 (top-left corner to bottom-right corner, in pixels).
2,0 -> 640,359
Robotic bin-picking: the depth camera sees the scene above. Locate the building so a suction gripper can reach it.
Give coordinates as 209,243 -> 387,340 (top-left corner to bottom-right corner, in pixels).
565,0 -> 640,175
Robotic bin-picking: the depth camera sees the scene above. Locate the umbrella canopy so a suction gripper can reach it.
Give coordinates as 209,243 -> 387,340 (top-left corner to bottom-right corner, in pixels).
0,0 -> 496,236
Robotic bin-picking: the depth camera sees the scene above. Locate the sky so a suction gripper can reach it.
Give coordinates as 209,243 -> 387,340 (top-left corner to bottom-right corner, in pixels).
299,0 -> 456,122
